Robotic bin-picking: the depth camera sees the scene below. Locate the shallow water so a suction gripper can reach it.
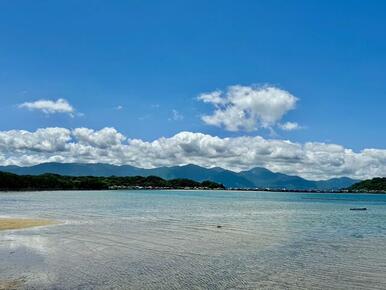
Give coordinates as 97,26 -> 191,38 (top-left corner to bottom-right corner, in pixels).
1,190 -> 386,289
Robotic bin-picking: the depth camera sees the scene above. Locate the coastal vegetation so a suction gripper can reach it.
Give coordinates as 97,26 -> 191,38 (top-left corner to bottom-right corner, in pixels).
0,171 -> 225,191
349,177 -> 386,192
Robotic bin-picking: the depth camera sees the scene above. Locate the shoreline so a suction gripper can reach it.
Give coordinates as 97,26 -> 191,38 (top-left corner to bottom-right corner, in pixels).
0,188 -> 384,194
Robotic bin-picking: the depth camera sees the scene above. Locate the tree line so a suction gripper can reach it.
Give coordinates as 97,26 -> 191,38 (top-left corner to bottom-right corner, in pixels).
349,177 -> 386,192
0,171 -> 225,191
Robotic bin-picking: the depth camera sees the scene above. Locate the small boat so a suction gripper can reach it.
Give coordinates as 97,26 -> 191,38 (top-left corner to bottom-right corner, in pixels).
350,207 -> 367,211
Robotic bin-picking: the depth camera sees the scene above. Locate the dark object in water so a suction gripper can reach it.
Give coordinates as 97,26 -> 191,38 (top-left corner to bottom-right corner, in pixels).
217,225 -> 222,228
350,208 -> 367,211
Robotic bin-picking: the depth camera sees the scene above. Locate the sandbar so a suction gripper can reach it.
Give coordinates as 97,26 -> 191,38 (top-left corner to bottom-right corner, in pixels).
0,218 -> 56,231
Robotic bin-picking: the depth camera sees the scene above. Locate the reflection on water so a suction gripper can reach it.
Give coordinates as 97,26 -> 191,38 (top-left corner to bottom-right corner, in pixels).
1,190 -> 386,289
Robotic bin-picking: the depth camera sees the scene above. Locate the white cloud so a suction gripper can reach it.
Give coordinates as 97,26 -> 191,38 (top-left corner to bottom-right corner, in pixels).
115,105 -> 123,110
170,109 -> 184,121
0,127 -> 385,180
19,98 -> 75,116
198,90 -> 225,105
279,121 -> 302,131
72,127 -> 126,149
0,127 -> 71,152
198,85 -> 298,131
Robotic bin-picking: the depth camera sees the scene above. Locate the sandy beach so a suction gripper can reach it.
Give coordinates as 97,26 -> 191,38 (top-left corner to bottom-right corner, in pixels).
0,218 -> 56,231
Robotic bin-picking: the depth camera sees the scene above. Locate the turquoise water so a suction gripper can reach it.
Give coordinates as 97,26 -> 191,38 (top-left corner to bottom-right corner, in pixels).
1,190 -> 386,289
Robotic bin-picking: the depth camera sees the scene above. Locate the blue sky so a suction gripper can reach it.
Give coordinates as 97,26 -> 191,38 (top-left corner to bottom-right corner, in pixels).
0,1 -> 385,178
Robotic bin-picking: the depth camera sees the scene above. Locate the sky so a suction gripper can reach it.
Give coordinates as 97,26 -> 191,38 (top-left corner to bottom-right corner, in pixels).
0,0 -> 385,180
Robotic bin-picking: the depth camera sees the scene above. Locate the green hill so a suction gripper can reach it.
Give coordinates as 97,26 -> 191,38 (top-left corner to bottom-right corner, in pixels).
349,177 -> 386,192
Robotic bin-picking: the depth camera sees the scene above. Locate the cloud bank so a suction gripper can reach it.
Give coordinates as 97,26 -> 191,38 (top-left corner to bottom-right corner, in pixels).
0,127 -> 385,180
198,85 -> 299,131
19,99 -> 75,116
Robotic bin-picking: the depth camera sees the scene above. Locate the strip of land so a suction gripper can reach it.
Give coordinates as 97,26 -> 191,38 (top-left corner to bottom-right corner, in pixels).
0,218 -> 56,231
0,171 -> 225,191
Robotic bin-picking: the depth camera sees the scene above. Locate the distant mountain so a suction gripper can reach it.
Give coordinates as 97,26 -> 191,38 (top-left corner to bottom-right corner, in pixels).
0,163 -> 142,177
0,162 -> 359,190
239,167 -> 358,190
316,177 -> 360,190
239,167 -> 315,189
144,164 -> 255,188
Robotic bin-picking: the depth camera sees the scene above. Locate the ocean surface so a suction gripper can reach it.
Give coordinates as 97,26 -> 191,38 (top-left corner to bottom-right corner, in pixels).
1,190 -> 386,289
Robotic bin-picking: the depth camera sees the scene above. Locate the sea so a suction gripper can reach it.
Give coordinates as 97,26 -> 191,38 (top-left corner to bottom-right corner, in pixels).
1,190 -> 386,289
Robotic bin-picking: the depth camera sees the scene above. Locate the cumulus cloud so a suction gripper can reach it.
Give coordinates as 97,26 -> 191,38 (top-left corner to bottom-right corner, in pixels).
0,127 -> 385,180
72,127 -> 126,148
279,121 -> 302,131
198,85 -> 298,131
0,128 -> 71,152
19,98 -> 75,116
198,90 -> 225,105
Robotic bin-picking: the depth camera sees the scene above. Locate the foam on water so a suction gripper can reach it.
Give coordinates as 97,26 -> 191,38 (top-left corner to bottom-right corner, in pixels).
1,190 -> 386,289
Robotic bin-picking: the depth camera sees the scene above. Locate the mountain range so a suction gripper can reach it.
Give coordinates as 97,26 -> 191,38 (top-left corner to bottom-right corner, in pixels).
0,162 -> 359,190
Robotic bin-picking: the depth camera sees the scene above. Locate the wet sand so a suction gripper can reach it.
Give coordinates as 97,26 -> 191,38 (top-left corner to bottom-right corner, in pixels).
0,218 -> 56,231
0,278 -> 25,290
